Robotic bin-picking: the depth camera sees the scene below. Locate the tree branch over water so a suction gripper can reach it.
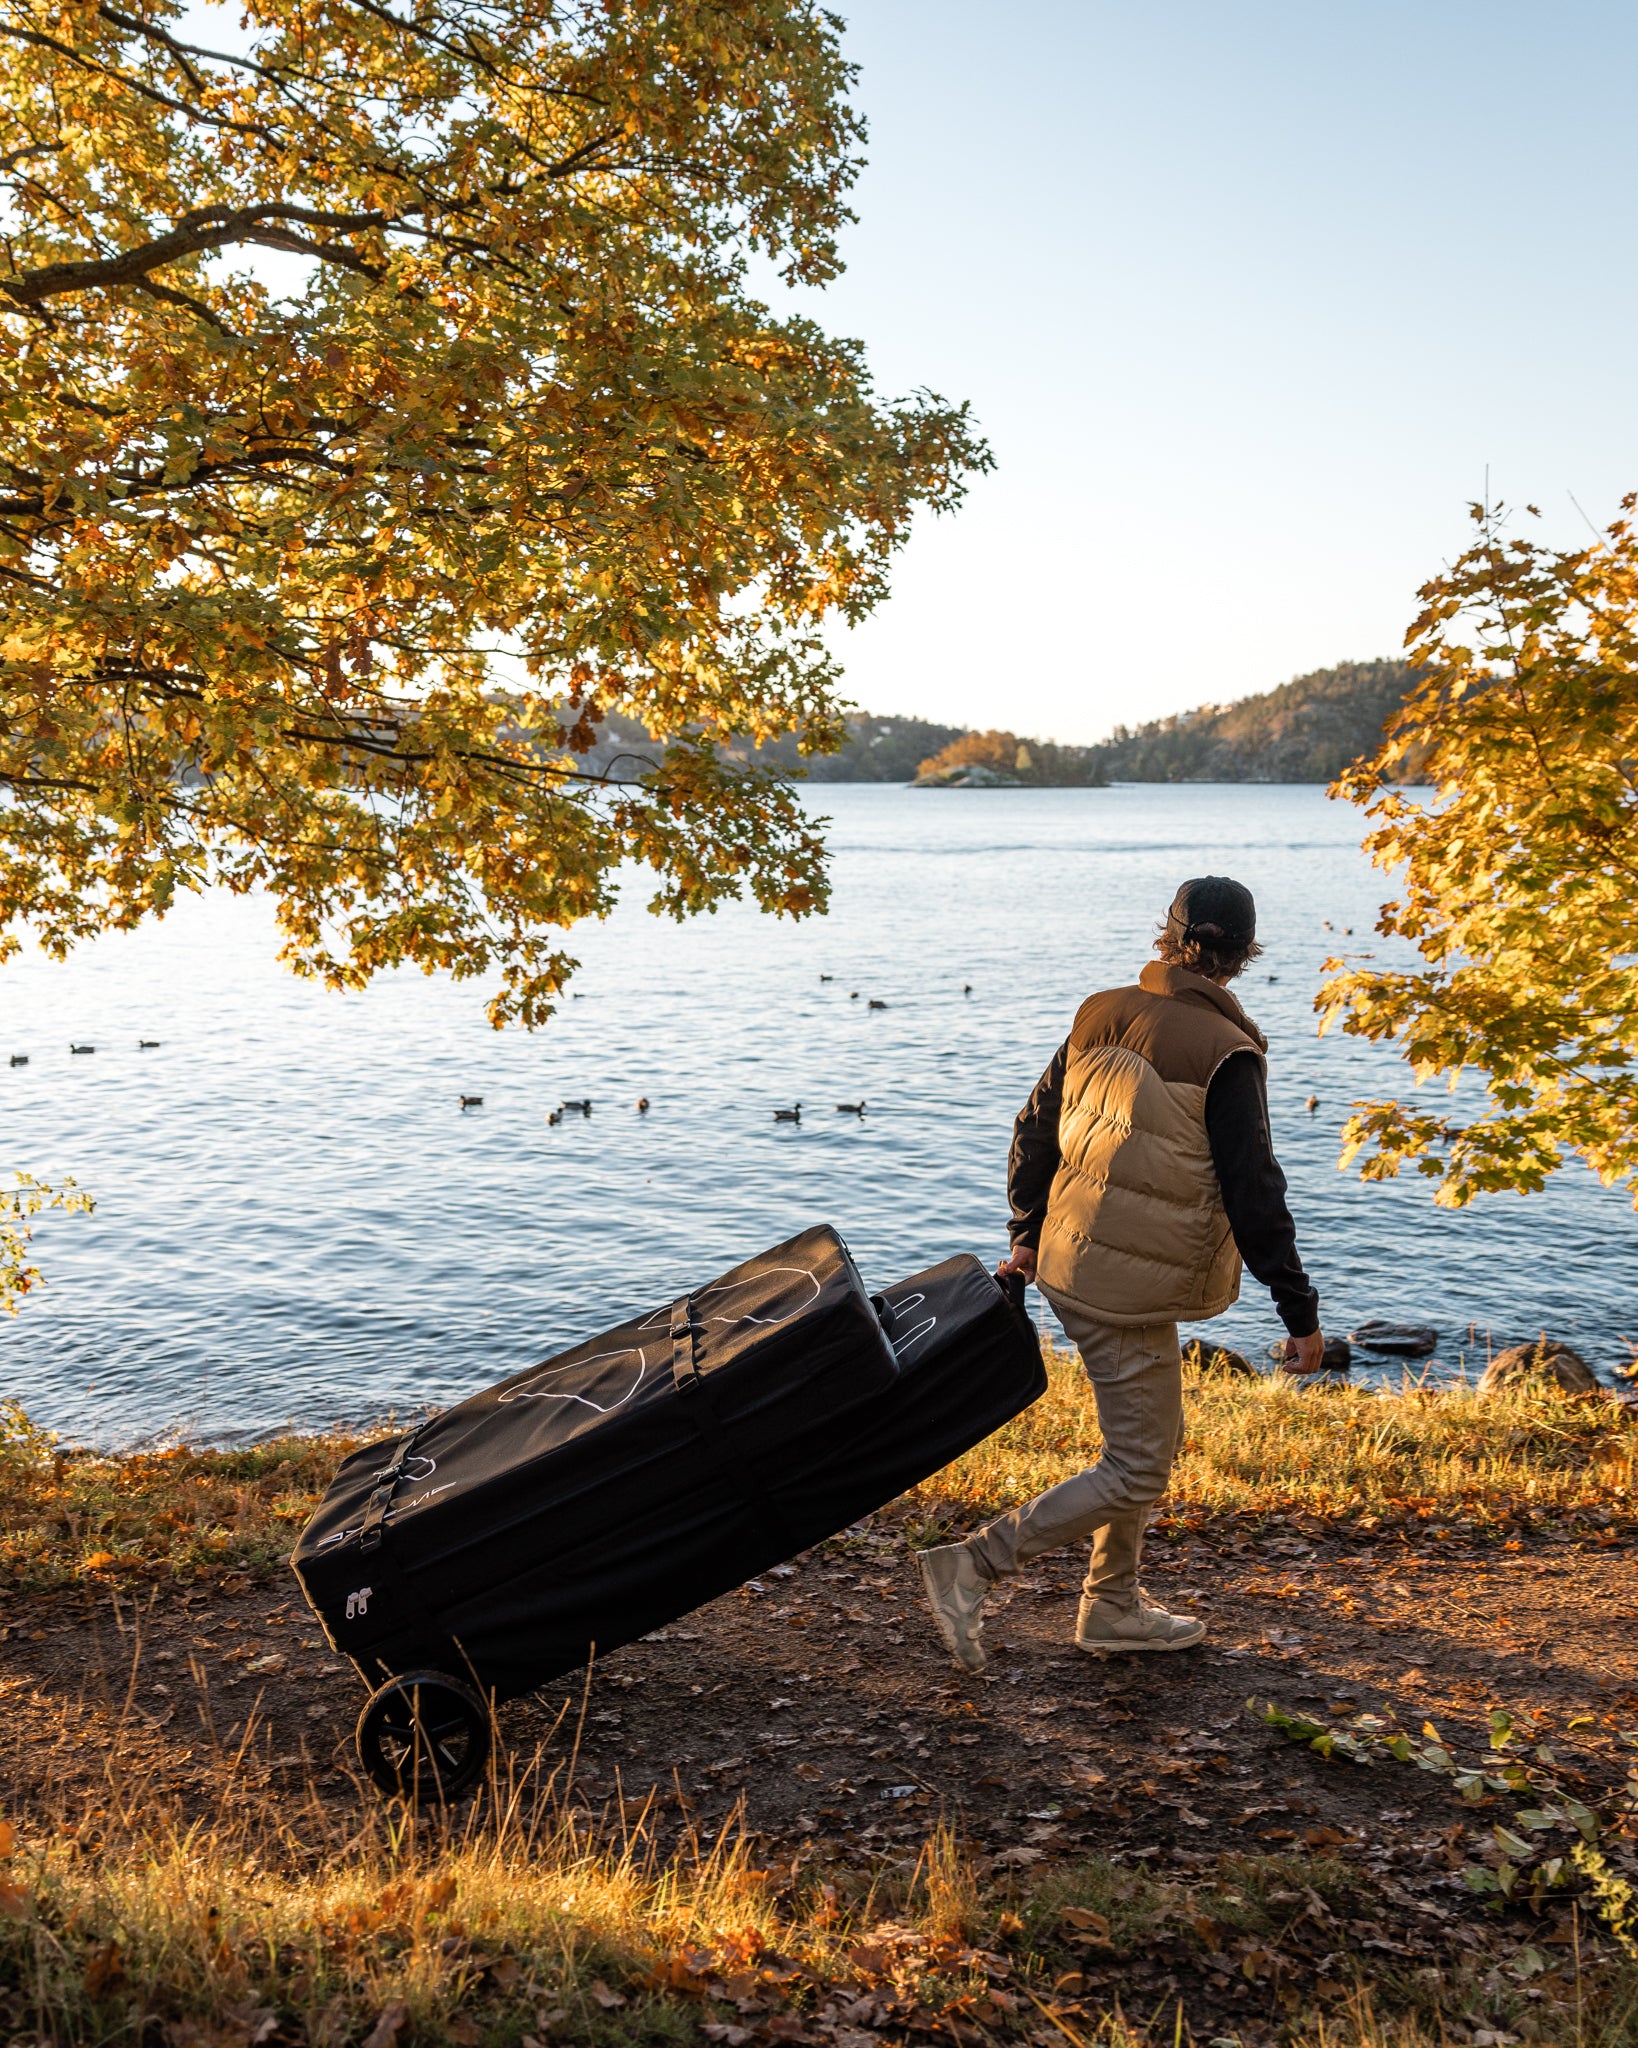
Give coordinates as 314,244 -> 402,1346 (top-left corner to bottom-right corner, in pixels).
0,0 -> 990,1027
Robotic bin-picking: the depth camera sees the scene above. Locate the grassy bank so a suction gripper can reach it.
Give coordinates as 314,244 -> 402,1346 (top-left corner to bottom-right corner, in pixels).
0,1398 -> 366,1592
4,1354 -> 1631,1595
919,1350 -> 1636,1540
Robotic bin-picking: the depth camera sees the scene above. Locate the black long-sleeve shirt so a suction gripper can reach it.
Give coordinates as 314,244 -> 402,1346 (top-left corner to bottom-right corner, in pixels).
1008,1044 -> 1319,1338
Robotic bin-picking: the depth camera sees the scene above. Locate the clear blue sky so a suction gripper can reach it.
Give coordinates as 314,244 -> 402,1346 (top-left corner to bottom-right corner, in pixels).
784,0 -> 1638,741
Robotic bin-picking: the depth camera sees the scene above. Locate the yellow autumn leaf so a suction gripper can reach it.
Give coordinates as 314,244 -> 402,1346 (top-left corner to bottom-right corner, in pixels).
1321,491 -> 1638,1209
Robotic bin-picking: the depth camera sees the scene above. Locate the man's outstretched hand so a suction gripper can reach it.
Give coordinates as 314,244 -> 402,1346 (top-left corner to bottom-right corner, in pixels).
1279,1328 -> 1327,1375
997,1244 -> 1037,1284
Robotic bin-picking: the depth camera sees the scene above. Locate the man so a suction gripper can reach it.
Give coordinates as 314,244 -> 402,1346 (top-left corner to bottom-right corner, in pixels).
919,876 -> 1324,1672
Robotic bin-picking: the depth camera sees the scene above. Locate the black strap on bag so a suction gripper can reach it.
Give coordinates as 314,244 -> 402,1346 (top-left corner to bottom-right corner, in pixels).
360,1426 -> 421,1555
668,1293 -> 799,1556
670,1296 -> 704,1396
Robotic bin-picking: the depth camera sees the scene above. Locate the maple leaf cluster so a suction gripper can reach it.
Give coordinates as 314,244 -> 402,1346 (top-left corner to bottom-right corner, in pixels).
1320,496 -> 1638,1207
0,0 -> 989,1023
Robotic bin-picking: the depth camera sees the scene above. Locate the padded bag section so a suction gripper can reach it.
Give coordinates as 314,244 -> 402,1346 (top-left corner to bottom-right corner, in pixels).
775,1252 -> 1047,1530
291,1225 -> 898,1694
378,1255 -> 1048,1695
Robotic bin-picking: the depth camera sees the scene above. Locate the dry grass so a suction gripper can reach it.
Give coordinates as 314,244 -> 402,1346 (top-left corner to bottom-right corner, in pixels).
2,1730 -> 1634,2048
0,1400 -> 369,1591
915,1345 -> 1636,1534
4,1357 -> 1631,1600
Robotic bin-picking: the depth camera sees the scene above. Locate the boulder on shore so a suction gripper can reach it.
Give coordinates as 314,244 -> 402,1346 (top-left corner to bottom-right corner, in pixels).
1478,1339 -> 1601,1400
1182,1339 -> 1256,1377
1349,1318 -> 1438,1358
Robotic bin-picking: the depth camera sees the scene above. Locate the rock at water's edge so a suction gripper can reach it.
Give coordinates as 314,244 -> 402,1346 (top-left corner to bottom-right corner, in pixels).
1348,1318 -> 1438,1358
1478,1339 -> 1601,1400
1182,1338 -> 1256,1377
1260,1335 -> 1353,1376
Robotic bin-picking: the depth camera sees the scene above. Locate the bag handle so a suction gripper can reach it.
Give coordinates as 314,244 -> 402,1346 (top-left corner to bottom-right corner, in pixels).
997,1269 -> 1027,1315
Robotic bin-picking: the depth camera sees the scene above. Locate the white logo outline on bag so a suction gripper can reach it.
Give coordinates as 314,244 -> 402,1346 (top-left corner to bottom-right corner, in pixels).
636,1265 -> 821,1331
498,1345 -> 649,1411
879,1289 -> 938,1359
500,1265 -> 824,1411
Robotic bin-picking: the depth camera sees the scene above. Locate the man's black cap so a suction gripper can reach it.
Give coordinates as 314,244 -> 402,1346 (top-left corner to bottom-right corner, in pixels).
1166,875 -> 1256,948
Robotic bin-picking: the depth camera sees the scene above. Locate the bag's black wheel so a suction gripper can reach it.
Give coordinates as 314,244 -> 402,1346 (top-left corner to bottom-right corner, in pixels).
356,1670 -> 490,1802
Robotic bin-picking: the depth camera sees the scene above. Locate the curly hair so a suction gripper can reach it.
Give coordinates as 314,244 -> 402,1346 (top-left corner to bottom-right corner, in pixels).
1153,923 -> 1263,982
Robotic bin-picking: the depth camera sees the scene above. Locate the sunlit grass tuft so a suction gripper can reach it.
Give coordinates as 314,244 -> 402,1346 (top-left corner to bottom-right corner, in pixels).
0,1400 -> 369,1590
4,1742 -> 1633,2048
914,1343 -> 1635,1531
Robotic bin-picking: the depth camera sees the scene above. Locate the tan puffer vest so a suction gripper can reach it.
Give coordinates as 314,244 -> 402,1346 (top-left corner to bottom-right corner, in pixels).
1035,963 -> 1267,1326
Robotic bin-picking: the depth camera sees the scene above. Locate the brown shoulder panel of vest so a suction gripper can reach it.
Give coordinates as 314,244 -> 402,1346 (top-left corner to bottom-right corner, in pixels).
1068,981 -> 1260,1088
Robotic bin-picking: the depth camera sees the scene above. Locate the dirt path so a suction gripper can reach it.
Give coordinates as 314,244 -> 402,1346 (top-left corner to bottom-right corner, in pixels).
3,1518 -> 1633,1867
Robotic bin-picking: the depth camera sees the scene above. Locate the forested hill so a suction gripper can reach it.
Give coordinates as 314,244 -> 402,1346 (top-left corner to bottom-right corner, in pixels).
1093,659 -> 1420,783
562,660 -> 1420,785
726,712 -> 969,783
569,711 -> 973,782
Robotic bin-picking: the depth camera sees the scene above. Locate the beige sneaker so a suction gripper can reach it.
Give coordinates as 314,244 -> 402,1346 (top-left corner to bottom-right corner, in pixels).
1076,1591 -> 1206,1654
917,1542 -> 991,1672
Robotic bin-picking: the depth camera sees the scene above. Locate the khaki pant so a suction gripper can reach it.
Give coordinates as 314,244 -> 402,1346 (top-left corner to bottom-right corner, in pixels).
966,1290 -> 1184,1613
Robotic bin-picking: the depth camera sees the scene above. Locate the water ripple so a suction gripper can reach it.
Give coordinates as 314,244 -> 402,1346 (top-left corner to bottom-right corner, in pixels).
5,785 -> 1631,1447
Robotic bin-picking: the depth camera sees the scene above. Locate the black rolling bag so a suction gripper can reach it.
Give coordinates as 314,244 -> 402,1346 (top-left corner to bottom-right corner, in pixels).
291,1226 -> 1044,1798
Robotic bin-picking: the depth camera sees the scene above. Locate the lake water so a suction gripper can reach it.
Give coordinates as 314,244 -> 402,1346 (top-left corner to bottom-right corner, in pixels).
5,783 -> 1632,1448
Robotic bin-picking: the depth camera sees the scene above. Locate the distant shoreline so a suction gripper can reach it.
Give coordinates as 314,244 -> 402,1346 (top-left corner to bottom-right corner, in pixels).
579,660 -> 1421,788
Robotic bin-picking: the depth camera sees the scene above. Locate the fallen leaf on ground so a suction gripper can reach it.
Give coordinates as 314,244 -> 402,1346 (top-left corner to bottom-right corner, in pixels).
361,2002 -> 408,2048
223,2007 -> 278,2046
591,1979 -> 628,2009
84,1941 -> 125,1996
